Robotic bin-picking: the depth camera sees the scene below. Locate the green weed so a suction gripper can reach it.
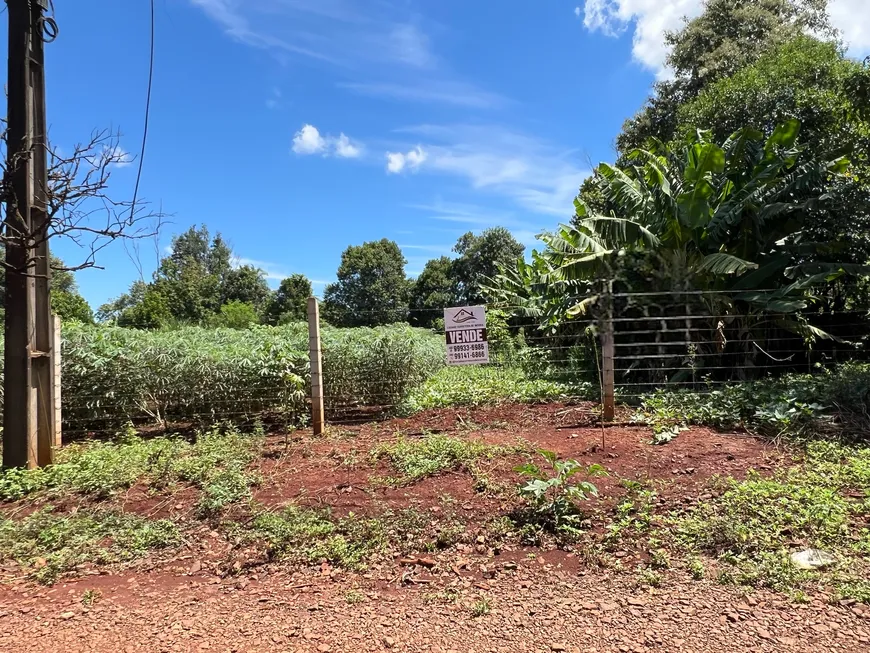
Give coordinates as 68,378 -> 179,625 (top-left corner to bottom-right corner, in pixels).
0,424 -> 263,516
371,433 -> 519,484
670,441 -> 870,596
637,568 -> 663,587
81,589 -> 102,606
400,366 -> 593,413
470,596 -> 491,617
344,589 -> 366,604
0,509 -> 179,584
514,450 -> 605,538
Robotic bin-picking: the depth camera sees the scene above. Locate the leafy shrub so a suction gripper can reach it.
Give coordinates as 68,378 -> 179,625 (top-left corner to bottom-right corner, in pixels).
320,324 -> 444,412
0,509 -> 179,584
515,450 -> 606,536
638,363 -> 870,439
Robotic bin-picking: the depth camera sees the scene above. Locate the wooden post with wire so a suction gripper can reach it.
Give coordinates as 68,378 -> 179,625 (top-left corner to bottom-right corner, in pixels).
601,280 -> 615,422
52,314 -> 62,448
307,297 -> 325,436
3,0 -> 55,468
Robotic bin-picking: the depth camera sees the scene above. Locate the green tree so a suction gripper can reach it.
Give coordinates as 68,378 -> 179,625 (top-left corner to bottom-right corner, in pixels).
221,265 -> 271,312
453,228 -> 525,305
323,239 -> 410,327
0,251 -> 94,323
97,280 -> 148,322
117,288 -> 172,330
151,226 -> 229,323
210,300 -> 259,329
264,274 -> 312,325
496,121 -> 855,325
408,256 -> 458,328
51,291 -> 94,323
616,0 -> 833,155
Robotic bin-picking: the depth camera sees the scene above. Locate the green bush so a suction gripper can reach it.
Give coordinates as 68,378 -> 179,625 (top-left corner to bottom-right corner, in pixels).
638,363 -> 870,439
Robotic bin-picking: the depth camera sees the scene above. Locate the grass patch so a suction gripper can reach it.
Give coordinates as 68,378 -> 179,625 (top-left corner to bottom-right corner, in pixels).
0,508 -> 180,584
0,423 -> 264,516
669,441 -> 870,598
400,366 -> 593,413
371,433 -> 523,485
237,506 -> 445,570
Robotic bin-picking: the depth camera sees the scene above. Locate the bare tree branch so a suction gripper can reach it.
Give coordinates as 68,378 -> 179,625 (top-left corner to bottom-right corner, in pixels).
1,127 -> 165,275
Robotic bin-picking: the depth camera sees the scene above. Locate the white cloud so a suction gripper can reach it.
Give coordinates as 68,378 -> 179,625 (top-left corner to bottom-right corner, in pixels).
292,125 -> 363,158
334,133 -> 362,158
292,124 -> 327,155
88,145 -> 134,169
338,81 -> 507,109
394,125 -> 589,217
574,6 -> 582,18
189,1 -> 502,109
829,0 -> 870,55
389,24 -> 436,68
386,146 -> 427,174
234,257 -> 289,282
581,0 -> 870,77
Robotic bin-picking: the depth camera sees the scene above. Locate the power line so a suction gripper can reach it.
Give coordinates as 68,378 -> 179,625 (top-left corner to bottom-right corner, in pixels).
129,0 -> 155,224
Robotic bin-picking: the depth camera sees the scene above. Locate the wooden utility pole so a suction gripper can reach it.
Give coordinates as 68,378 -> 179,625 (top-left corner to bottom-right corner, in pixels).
307,297 -> 325,436
3,0 -> 55,468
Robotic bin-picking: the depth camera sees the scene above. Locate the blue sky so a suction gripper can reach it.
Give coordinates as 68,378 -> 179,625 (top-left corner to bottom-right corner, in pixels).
15,0 -> 870,307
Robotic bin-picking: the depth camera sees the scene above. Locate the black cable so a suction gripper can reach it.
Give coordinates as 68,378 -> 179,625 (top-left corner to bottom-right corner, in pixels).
129,0 -> 155,225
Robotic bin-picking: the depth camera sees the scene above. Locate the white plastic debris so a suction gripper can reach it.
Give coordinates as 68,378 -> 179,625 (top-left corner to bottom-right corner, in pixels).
790,549 -> 836,570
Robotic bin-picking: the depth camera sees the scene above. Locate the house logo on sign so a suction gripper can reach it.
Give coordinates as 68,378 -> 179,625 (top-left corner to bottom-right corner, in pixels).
450,308 -> 477,324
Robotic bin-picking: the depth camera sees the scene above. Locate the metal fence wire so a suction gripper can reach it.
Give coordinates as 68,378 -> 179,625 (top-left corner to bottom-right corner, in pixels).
52,290 -> 869,436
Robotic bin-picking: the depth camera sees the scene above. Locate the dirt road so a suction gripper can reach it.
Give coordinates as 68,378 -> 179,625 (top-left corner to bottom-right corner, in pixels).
1,560 -> 868,653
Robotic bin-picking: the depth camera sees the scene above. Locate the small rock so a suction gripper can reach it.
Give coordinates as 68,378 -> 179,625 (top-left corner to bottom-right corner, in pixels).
790,549 -> 836,570
502,562 -> 518,571
189,560 -> 202,574
317,645 -> 332,653
383,637 -> 396,649
59,612 -> 75,621
418,558 -> 437,569
550,644 -> 567,652
727,613 -> 740,623
599,602 -> 618,612
757,628 -> 772,640
627,597 -> 647,606
476,535 -> 486,544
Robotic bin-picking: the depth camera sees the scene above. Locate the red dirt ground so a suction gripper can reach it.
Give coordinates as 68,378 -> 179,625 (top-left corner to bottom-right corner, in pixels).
4,403 -> 859,653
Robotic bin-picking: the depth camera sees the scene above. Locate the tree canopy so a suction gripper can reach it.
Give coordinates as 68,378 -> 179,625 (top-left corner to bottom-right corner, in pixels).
323,239 -> 411,327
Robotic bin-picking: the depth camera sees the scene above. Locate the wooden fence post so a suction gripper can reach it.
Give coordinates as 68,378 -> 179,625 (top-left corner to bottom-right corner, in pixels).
53,315 -> 62,448
307,297 -> 325,436
601,281 -> 615,422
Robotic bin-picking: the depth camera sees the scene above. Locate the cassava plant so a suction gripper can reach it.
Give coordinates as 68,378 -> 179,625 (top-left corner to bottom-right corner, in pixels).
515,450 -> 606,536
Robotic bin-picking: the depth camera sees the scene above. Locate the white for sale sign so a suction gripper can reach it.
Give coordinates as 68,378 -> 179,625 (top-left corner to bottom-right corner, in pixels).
444,306 -> 489,366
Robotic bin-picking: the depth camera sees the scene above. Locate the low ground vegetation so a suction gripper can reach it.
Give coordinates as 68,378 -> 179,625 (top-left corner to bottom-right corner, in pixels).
0,362 -> 868,610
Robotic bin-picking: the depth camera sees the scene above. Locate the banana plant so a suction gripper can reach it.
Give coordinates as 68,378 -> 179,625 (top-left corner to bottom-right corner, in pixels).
489,120 -> 860,329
